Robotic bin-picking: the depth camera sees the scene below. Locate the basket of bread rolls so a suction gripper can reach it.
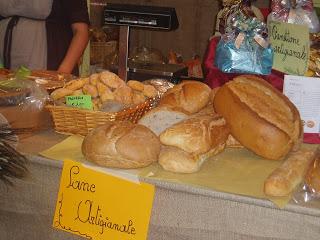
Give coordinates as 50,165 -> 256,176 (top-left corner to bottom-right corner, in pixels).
46,70 -> 160,136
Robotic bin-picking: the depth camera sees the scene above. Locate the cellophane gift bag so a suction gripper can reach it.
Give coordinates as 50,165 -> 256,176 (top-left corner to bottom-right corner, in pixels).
215,13 -> 273,75
267,0 -> 320,33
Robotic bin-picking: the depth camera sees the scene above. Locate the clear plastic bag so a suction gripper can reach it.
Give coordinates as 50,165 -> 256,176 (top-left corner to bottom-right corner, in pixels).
268,0 -> 320,33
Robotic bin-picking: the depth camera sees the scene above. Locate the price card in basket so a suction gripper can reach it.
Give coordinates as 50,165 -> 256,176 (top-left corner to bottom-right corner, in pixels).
53,160 -> 155,240
65,95 -> 93,110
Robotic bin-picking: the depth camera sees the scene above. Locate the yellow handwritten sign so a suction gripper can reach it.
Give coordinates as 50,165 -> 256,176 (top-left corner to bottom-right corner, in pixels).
53,160 -> 155,240
269,21 -> 310,75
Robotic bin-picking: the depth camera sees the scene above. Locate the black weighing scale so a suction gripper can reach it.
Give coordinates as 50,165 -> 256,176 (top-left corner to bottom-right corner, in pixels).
103,3 -> 187,83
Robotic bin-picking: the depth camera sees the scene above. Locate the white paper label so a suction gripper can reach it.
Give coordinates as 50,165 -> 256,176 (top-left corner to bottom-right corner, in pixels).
283,75 -> 320,134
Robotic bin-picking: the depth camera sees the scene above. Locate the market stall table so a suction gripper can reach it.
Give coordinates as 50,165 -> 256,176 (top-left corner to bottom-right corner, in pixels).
0,130 -> 319,240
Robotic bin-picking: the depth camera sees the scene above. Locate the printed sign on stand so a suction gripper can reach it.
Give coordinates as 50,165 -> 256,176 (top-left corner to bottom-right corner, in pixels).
269,21 -> 310,76
53,160 -> 155,240
283,75 -> 320,142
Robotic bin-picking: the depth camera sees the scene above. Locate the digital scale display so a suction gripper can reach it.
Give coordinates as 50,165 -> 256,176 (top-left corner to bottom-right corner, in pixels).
104,4 -> 178,30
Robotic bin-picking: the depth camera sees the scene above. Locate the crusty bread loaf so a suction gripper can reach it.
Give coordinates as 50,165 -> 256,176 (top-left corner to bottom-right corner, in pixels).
264,148 -> 317,197
82,121 -> 161,169
159,80 -> 211,114
159,144 -> 226,173
213,75 -> 302,160
138,105 -> 190,136
159,114 -> 230,173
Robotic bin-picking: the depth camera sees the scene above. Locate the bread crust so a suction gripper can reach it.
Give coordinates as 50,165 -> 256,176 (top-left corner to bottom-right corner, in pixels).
82,121 -> 161,168
159,80 -> 211,114
264,148 -> 317,196
213,75 -> 302,160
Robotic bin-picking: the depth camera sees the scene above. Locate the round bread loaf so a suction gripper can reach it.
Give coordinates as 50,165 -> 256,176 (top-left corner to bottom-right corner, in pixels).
213,75 -> 302,160
159,80 -> 211,114
82,121 -> 161,168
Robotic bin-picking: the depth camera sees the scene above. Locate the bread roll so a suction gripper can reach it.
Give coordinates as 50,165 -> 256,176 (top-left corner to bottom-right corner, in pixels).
159,114 -> 230,173
114,85 -> 133,105
264,148 -> 317,197
50,88 -> 74,100
82,121 -> 161,169
159,80 -> 211,114
213,75 -> 302,160
127,80 -> 144,91
138,105 -> 190,136
64,78 -> 88,91
143,84 -> 158,98
99,70 -> 125,89
159,144 -> 225,173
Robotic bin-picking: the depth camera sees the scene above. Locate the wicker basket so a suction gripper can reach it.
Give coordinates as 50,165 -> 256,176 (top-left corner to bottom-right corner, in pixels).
46,98 -> 157,136
90,41 -> 118,65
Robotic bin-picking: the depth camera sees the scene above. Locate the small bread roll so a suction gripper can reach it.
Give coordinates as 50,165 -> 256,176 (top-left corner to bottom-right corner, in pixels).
132,91 -> 146,105
82,84 -> 98,98
64,78 -> 88,91
50,88 -> 74,100
100,87 -> 115,102
114,85 -> 133,105
99,71 -> 125,89
143,84 -> 157,98
89,73 -> 100,86
72,89 -> 84,96
127,80 -> 144,91
96,81 -> 109,96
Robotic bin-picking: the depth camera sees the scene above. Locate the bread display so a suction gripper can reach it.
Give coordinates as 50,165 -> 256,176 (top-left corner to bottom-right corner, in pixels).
264,149 -> 317,197
213,75 -> 302,160
159,114 -> 230,173
159,80 -> 211,114
50,71 -> 158,111
138,105 -> 190,136
82,121 -> 161,169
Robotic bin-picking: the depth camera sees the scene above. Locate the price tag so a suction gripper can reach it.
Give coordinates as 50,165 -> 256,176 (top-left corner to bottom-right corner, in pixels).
53,160 -> 155,240
283,75 -> 320,134
269,21 -> 310,76
65,95 -> 93,110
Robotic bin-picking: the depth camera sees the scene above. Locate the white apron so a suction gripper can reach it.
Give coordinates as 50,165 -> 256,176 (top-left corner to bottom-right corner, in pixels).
0,0 -> 53,70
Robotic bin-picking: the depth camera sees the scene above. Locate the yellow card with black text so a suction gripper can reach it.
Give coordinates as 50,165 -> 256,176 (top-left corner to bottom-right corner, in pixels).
53,160 -> 155,240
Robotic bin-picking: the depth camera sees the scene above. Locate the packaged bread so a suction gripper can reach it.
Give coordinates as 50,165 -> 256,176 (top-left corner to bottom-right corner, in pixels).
82,121 -> 161,169
159,114 -> 230,173
159,80 -> 211,114
305,150 -> 320,194
264,148 -> 318,197
213,75 -> 302,160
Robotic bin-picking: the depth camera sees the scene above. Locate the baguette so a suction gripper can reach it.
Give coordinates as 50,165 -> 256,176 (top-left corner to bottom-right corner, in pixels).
264,148 -> 318,197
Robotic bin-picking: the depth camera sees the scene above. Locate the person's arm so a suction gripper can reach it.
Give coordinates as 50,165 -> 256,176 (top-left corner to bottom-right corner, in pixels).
57,22 -> 89,74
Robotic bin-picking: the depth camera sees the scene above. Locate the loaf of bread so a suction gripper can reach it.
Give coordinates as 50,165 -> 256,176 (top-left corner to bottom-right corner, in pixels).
264,148 -> 317,197
82,121 -> 161,169
213,75 -> 302,160
159,80 -> 211,114
138,105 -> 190,136
159,114 -> 230,173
